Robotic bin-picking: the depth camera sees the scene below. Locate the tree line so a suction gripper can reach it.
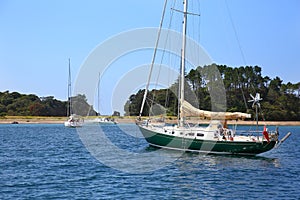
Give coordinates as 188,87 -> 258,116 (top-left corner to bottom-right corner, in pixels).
125,64 -> 300,121
0,91 -> 97,117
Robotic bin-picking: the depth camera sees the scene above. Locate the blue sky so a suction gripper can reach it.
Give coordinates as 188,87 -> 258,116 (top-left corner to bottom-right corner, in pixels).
0,0 -> 299,114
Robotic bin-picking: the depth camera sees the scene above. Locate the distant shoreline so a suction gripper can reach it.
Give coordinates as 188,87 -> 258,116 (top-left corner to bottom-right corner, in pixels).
0,116 -> 300,126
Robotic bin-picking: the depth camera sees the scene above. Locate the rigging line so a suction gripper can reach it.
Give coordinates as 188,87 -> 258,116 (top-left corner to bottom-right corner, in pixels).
190,0 -> 201,68
225,0 -> 250,110
165,0 -> 178,110
225,0 -> 247,65
163,1 -> 177,109
146,97 -> 166,117
148,0 -> 177,113
235,70 -> 249,110
139,0 -> 168,117
151,0 -> 177,114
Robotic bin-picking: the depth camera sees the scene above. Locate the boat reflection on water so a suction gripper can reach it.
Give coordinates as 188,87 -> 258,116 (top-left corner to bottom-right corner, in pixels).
174,152 -> 281,170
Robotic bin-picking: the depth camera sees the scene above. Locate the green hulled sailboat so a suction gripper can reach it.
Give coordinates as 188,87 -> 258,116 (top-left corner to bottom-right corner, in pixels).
137,0 -> 291,155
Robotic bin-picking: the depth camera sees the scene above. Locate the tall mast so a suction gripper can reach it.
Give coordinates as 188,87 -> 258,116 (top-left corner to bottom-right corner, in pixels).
67,58 -> 72,116
98,72 -> 100,116
179,0 -> 188,127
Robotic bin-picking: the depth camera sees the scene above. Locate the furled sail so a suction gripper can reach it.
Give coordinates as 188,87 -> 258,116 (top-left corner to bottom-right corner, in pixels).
182,100 -> 251,120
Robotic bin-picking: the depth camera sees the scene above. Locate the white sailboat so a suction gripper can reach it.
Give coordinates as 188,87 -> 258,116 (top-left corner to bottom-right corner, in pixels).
64,59 -> 84,128
89,73 -> 117,125
137,0 -> 291,155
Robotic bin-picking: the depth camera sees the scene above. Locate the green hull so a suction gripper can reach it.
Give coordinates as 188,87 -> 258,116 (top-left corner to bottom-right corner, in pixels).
139,126 -> 277,155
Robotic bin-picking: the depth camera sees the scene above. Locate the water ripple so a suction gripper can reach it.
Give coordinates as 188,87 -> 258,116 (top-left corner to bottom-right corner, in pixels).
0,124 -> 299,199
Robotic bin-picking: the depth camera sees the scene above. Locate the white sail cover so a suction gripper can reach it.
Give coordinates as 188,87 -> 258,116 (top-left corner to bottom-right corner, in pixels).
182,100 -> 251,120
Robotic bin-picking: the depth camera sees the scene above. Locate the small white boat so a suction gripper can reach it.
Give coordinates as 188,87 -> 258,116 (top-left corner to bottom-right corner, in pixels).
64,114 -> 84,128
92,117 -> 117,125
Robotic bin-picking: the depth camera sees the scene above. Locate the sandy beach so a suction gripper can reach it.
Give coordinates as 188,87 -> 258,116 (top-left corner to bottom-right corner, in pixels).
0,116 -> 300,126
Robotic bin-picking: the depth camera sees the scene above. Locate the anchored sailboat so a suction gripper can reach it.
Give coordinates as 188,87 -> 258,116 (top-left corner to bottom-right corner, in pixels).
64,59 -> 84,128
137,0 -> 291,155
89,73 -> 117,125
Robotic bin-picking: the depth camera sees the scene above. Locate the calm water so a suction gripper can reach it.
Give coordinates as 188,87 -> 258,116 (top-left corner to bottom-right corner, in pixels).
0,124 -> 299,199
